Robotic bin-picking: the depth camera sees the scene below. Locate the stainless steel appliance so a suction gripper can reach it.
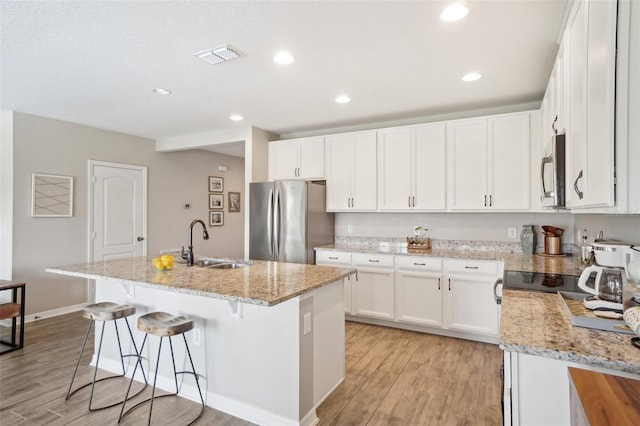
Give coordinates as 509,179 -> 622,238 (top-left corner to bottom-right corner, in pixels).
540,133 -> 566,208
249,180 -> 334,264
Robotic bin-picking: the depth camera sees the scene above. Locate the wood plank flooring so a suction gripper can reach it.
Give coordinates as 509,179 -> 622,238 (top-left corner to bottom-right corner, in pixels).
0,312 -> 502,425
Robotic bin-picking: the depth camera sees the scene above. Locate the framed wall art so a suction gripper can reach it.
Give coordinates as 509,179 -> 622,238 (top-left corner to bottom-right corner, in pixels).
209,193 -> 223,209
228,192 -> 240,212
209,211 -> 224,226
209,176 -> 223,192
31,173 -> 74,217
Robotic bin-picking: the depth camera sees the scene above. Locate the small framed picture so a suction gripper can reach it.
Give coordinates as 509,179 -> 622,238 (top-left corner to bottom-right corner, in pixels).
209,211 -> 224,226
209,176 -> 223,192
209,193 -> 223,209
228,192 -> 241,212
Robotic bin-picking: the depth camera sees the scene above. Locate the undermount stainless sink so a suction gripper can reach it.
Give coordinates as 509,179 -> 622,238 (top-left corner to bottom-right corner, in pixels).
194,258 -> 252,269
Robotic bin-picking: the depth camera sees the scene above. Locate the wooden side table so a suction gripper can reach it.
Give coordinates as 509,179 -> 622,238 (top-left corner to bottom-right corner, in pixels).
0,280 -> 26,354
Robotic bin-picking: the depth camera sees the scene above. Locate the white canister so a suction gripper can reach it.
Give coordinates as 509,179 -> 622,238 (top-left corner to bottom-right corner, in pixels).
623,307 -> 640,337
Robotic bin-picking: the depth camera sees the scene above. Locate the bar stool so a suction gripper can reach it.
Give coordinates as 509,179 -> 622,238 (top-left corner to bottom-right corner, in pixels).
66,302 -> 147,410
118,312 -> 205,426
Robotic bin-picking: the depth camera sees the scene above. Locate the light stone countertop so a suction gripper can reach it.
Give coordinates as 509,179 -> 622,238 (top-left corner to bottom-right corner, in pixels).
499,290 -> 640,375
47,257 -> 356,306
316,244 -> 584,276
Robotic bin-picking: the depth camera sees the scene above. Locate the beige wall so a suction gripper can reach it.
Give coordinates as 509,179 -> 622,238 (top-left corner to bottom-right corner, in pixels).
11,112 -> 244,316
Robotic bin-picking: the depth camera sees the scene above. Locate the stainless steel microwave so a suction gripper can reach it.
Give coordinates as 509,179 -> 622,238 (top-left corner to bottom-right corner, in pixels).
540,134 -> 566,208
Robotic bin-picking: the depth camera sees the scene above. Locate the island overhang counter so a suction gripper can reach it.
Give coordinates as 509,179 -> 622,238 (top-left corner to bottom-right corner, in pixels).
47,256 -> 356,426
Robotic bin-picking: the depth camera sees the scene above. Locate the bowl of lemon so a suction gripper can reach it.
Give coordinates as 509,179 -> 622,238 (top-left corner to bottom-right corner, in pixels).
152,254 -> 175,271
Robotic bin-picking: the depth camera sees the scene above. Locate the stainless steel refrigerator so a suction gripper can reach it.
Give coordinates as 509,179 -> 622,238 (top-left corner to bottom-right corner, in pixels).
249,180 -> 334,264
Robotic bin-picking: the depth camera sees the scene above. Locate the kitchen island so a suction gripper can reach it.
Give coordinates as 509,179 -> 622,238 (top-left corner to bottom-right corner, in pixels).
47,257 -> 356,426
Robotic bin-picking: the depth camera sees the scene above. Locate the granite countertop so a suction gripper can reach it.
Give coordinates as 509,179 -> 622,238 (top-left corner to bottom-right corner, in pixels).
316,243 -> 583,276
46,257 -> 355,306
500,290 -> 640,375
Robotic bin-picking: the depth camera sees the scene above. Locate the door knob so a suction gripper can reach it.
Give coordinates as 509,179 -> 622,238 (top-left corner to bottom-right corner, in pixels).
137,237 -> 144,241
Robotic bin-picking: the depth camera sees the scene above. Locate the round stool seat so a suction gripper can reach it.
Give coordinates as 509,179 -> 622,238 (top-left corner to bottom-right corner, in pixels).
137,312 -> 194,337
82,302 -> 136,321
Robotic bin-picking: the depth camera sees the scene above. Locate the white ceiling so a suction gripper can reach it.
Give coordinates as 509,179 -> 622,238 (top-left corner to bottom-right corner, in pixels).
1,0 -> 569,150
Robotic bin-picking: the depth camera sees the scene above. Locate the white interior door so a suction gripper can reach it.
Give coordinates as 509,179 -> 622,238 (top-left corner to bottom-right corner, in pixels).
90,161 -> 147,262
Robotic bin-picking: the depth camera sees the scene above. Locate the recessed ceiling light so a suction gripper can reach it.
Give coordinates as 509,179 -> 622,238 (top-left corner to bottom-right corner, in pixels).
151,88 -> 171,95
440,4 -> 469,22
335,95 -> 351,104
230,114 -> 244,121
273,52 -> 295,65
462,72 -> 482,82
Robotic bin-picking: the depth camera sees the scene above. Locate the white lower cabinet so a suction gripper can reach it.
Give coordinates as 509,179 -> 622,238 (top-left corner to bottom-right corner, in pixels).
443,260 -> 500,336
353,253 -> 395,320
315,250 -> 353,314
316,250 -> 501,342
395,256 -> 443,327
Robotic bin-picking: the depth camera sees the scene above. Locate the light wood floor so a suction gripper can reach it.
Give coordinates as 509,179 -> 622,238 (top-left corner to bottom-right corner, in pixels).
0,312 -> 502,425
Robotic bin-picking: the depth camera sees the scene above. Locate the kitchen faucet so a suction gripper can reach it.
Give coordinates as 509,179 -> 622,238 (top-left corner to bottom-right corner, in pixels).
181,219 -> 210,266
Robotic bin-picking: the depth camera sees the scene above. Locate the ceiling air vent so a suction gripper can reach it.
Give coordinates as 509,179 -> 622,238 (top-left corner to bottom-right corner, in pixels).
194,45 -> 242,65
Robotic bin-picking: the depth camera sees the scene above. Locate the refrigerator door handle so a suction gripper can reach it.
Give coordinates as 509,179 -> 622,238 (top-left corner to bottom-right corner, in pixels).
273,187 -> 280,260
267,188 -> 274,259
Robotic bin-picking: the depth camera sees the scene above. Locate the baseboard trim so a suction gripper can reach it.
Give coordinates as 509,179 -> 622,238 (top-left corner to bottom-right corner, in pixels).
25,303 -> 86,323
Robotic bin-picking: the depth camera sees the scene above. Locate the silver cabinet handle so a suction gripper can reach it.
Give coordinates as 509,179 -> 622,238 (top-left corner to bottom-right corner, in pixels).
413,262 -> 426,266
412,196 -> 415,207
464,266 -> 479,269
137,236 -> 144,241
484,195 -> 487,207
408,196 -> 411,208
448,278 -> 451,291
494,278 -> 503,305
368,259 -> 380,263
328,256 -> 339,260
489,194 -> 492,207
574,170 -> 584,200
438,277 -> 441,290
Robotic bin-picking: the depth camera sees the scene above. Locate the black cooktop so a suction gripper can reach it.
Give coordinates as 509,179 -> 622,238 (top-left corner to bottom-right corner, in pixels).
503,270 -> 587,294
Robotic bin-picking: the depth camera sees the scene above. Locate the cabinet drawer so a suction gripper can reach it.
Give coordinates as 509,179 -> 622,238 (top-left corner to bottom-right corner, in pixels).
316,251 -> 352,266
445,259 -> 498,276
353,253 -> 394,268
395,256 -> 442,272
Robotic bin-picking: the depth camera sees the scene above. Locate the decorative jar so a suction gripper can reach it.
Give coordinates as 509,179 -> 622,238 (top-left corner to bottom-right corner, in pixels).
520,225 -> 535,255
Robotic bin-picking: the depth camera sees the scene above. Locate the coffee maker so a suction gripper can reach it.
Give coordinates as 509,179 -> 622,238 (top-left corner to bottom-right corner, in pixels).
578,241 -> 638,312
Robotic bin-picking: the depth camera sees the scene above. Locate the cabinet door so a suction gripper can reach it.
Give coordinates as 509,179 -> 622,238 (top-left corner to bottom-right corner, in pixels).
378,128 -> 413,210
325,134 -> 353,211
488,113 -> 530,210
353,267 -> 395,320
448,119 -> 488,210
395,270 -> 442,327
298,137 -> 325,180
566,0 -> 588,208
445,276 -> 498,336
583,0 -> 616,207
413,123 -> 446,210
270,140 -> 300,180
351,132 -> 378,211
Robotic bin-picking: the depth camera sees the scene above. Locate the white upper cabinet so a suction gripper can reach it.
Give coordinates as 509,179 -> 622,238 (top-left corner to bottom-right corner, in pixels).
447,112 -> 531,211
268,137 -> 325,180
378,123 -> 446,211
565,0 -> 616,208
325,131 -> 377,211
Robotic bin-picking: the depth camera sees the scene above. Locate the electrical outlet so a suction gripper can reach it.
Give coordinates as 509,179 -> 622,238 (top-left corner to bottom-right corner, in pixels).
508,227 -> 517,239
192,327 -> 201,346
347,225 -> 353,234
303,313 -> 311,335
